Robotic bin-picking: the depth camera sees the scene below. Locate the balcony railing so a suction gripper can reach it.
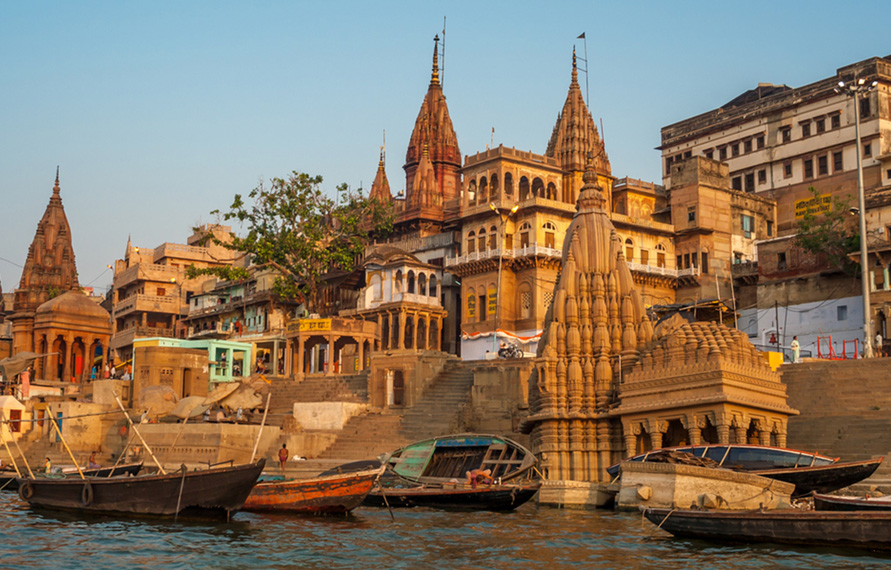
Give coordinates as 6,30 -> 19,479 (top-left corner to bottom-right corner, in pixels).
445,244 -> 562,267
114,294 -> 182,317
626,262 -> 700,279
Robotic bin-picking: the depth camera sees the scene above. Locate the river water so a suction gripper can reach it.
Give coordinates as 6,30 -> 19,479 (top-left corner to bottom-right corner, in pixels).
3,492 -> 890,569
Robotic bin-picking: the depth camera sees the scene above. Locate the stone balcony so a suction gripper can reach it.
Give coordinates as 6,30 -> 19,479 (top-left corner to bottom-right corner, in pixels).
114,293 -> 182,318
110,326 -> 175,350
626,262 -> 700,279
445,244 -> 562,267
114,263 -> 182,288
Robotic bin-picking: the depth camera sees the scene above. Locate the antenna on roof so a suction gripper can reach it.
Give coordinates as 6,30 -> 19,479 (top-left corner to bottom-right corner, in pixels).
576,32 -> 590,108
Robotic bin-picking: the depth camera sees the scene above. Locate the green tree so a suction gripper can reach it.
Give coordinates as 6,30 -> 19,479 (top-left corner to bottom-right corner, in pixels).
189,171 -> 395,311
794,186 -> 860,275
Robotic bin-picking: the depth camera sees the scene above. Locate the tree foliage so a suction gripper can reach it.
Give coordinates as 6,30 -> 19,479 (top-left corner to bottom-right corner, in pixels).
188,171 -> 395,310
794,186 -> 860,276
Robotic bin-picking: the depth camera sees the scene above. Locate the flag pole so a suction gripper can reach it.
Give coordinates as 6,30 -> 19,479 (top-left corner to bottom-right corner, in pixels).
577,32 -> 589,107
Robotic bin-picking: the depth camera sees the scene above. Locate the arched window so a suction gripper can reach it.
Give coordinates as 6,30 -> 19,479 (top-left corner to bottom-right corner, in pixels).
519,176 -> 530,201
490,173 -> 499,200
394,270 -> 403,294
547,182 -> 557,200
467,231 -> 476,254
519,222 -> 532,248
428,274 -> 438,298
478,177 -> 488,204
489,225 -> 497,249
371,273 -> 382,300
407,271 -> 416,294
478,287 -> 488,320
467,180 -> 477,205
532,177 -> 545,198
625,238 -> 634,262
504,173 -> 514,197
418,273 -> 427,296
478,228 -> 487,252
543,222 -> 557,249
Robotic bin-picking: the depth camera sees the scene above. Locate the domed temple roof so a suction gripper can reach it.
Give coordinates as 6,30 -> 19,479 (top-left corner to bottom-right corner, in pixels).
36,291 -> 110,321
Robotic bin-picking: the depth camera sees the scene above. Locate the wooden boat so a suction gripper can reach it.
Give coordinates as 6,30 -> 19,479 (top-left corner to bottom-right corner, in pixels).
813,492 -> 891,512
0,462 -> 144,492
644,507 -> 891,551
606,445 -> 882,497
382,433 -> 537,484
364,481 -> 541,511
242,465 -> 383,514
17,459 -> 265,518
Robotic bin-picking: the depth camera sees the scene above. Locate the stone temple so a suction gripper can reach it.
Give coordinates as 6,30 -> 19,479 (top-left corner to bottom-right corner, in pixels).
522,159 -> 797,483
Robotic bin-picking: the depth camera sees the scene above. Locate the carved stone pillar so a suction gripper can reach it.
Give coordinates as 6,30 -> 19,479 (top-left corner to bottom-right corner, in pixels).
650,429 -> 663,450
624,424 -> 637,458
717,423 -> 731,445
397,311 -> 405,350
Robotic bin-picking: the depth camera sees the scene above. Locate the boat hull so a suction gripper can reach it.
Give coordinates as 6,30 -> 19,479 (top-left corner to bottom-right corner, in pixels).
645,507 -> 891,551
363,482 -> 541,511
242,467 -> 381,514
17,459 -> 265,518
752,458 -> 883,497
1,462 -> 144,492
813,493 -> 891,511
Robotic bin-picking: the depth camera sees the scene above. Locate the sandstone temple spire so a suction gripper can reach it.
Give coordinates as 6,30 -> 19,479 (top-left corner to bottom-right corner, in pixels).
10,170 -> 81,354
400,35 -> 461,232
369,146 -> 392,202
546,48 -> 611,204
523,157 -> 652,482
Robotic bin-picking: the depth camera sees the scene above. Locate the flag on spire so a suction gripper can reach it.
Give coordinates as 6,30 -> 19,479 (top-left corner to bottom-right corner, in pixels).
577,32 -> 585,39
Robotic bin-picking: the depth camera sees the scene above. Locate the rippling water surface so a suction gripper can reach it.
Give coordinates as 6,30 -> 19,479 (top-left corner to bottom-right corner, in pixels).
3,493 -> 891,569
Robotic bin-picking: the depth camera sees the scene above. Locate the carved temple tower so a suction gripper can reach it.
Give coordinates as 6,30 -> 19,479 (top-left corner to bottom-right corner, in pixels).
399,35 -> 461,234
9,170 -> 81,355
523,160 -> 796,484
546,49 -> 613,209
369,148 -> 393,202
523,159 -> 652,482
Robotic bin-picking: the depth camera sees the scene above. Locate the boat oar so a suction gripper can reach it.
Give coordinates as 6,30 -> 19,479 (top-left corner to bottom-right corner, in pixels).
114,395 -> 166,475
46,405 -> 86,479
249,393 -> 271,464
0,410 -> 25,477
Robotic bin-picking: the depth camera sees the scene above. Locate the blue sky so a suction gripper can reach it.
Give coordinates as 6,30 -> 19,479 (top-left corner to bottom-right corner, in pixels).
2,1 -> 889,294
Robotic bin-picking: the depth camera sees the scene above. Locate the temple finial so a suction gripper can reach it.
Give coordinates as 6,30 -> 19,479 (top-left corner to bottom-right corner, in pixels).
572,47 -> 578,85
431,35 -> 440,85
53,166 -> 60,194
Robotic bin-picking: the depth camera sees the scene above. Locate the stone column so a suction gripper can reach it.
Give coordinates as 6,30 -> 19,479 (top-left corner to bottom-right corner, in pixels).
759,429 -> 771,446
623,424 -> 637,458
397,311 -> 405,350
687,425 -> 702,446
775,428 -> 787,449
328,333 -> 336,375
297,336 -> 305,377
650,430 -> 663,450
734,426 -> 746,444
717,423 -> 731,445
424,315 -> 431,350
358,339 -> 365,372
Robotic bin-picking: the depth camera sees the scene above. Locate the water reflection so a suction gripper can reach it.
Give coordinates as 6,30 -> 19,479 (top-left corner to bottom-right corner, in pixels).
3,493 -> 891,569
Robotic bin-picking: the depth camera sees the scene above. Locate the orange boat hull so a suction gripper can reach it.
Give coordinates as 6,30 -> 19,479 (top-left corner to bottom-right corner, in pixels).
242,467 -> 381,514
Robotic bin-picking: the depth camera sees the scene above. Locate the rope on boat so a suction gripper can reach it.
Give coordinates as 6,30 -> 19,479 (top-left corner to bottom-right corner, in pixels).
174,464 -> 187,523
656,508 -> 677,529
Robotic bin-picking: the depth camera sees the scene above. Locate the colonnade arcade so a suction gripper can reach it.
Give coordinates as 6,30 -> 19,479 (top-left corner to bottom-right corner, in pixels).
621,409 -> 788,457
376,307 -> 444,352
285,317 -> 377,378
33,332 -> 109,383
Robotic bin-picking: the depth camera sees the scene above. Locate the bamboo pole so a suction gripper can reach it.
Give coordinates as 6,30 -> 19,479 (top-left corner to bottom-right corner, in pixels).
114,395 -> 167,475
46,405 -> 85,479
2,409 -> 34,478
0,410 -> 23,477
249,393 -> 272,464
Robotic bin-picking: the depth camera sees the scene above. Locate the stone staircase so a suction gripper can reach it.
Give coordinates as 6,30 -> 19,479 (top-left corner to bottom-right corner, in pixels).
263,372 -> 369,428
314,361 -> 476,461
781,358 -> 891,489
